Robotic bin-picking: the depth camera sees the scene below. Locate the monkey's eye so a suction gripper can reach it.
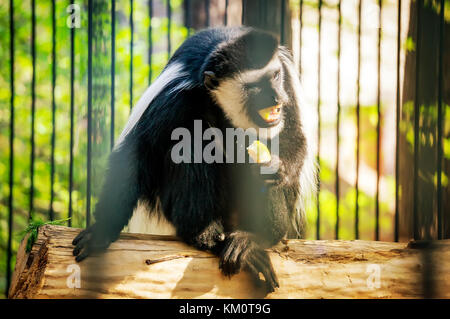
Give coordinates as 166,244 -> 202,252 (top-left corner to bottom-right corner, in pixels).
273,70 -> 281,81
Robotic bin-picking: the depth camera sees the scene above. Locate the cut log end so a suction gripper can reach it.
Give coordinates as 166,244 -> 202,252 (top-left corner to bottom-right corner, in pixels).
8,225 -> 450,299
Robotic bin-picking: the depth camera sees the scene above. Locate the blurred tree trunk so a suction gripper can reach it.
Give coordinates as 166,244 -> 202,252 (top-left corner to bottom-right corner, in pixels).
399,0 -> 450,241
241,0 -> 292,48
185,0 -> 292,49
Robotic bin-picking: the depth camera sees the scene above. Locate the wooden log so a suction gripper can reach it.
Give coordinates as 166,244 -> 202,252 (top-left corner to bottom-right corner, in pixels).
9,225 -> 450,299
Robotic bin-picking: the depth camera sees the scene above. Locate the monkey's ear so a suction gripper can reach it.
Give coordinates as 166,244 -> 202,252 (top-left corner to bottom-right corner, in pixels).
204,71 -> 219,90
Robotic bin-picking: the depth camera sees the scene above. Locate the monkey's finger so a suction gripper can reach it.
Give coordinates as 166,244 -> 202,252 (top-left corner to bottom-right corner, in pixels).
73,234 -> 91,256
75,247 -> 91,262
258,252 -> 279,288
251,253 -> 279,290
222,242 -> 250,276
227,238 -> 251,265
72,228 -> 91,246
219,240 -> 235,272
219,237 -> 248,275
246,262 -> 276,293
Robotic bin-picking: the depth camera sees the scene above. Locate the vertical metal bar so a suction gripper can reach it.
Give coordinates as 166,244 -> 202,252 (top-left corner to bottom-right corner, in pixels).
242,0 -> 246,25
394,0 -> 401,242
316,0 -> 322,240
336,0 -> 341,240
413,0 -> 422,240
30,0 -> 36,221
355,0 -> 362,240
130,0 -> 134,110
185,0 -> 191,36
148,0 -> 152,84
69,0 -> 76,227
280,0 -> 286,45
49,0 -> 56,221
437,0 -> 445,240
86,0 -> 93,227
375,0 -> 382,241
111,0 -> 116,149
6,0 -> 15,298
299,0 -> 303,74
167,0 -> 171,59
224,0 -> 228,26
205,0 -> 210,27
261,0 -> 267,27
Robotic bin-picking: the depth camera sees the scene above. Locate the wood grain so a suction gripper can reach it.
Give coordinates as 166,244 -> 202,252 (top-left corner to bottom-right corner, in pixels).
9,225 -> 450,298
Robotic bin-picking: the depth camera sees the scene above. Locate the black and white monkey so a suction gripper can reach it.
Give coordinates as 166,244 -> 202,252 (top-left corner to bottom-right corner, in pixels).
72,27 -> 316,292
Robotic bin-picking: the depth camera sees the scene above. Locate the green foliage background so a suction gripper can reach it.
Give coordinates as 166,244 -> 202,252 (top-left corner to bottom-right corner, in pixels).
0,0 -> 187,297
0,0 -> 448,299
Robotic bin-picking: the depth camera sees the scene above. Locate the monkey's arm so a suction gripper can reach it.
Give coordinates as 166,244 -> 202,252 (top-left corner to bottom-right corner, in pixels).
159,161 -> 226,252
72,139 -> 140,262
162,162 -> 279,292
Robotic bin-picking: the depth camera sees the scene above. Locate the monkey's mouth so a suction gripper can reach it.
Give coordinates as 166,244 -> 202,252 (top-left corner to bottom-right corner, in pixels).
257,104 -> 282,125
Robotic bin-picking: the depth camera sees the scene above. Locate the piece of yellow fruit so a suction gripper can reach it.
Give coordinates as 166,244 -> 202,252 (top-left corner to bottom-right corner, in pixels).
247,140 -> 272,164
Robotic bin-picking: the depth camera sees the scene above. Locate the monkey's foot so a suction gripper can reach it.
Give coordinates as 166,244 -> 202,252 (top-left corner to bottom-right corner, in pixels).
72,224 -> 112,262
219,231 -> 279,293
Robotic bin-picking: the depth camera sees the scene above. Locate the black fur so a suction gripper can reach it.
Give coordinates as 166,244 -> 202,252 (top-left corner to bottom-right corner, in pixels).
73,27 -> 308,293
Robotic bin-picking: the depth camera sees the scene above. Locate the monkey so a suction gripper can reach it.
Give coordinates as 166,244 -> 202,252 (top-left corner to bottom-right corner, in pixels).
72,27 -> 316,293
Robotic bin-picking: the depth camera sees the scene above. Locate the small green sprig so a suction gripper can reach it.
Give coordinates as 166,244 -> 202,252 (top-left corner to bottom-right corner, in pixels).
19,218 -> 71,253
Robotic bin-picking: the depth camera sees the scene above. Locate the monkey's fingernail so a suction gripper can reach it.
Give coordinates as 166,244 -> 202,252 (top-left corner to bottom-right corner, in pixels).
217,233 -> 225,241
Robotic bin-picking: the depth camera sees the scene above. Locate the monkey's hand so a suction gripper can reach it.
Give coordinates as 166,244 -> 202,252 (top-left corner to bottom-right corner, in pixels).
190,221 -> 225,253
219,231 -> 279,293
72,224 -> 113,262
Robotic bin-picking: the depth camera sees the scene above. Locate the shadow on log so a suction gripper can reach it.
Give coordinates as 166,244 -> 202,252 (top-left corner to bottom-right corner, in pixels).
8,225 -> 450,299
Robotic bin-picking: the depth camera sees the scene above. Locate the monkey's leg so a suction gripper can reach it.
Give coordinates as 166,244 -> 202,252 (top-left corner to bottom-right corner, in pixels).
72,141 -> 140,262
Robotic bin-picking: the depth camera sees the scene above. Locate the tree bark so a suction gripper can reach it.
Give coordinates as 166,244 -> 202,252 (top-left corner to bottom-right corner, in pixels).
399,0 -> 450,241
242,0 -> 292,48
185,0 -> 292,49
9,225 -> 450,299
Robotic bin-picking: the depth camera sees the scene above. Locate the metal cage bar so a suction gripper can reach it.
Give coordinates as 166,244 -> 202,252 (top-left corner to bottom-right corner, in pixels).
86,0 -> 93,227
375,0 -> 382,241
413,0 -> 422,240
355,0 -> 362,240
149,0 -> 153,84
298,0 -> 303,74
69,0 -> 76,226
6,0 -> 15,298
49,0 -> 57,221
224,0 -> 228,26
130,0 -> 134,110
167,0 -> 172,58
395,0 -> 402,242
30,0 -> 36,222
205,0 -> 210,27
111,0 -> 116,149
316,0 -> 322,240
437,0 -> 445,240
336,0 -> 342,240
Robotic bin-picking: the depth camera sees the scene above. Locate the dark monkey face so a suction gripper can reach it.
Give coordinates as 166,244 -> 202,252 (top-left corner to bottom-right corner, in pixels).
205,52 -> 288,131
203,29 -> 287,136
241,60 -> 289,128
